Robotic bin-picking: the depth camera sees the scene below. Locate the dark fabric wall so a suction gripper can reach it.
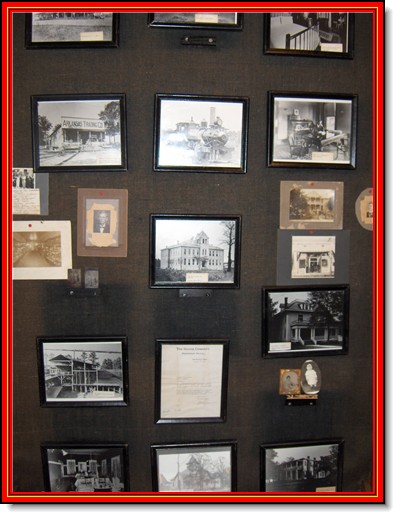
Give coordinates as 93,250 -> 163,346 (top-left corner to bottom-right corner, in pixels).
12,13 -> 372,492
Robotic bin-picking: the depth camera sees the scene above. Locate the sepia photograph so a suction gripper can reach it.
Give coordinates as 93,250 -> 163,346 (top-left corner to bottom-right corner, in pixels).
279,369 -> 302,395
355,187 -> 373,231
67,268 -> 82,288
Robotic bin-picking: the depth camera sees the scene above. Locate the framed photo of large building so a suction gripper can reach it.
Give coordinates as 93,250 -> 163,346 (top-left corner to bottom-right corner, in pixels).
262,285 -> 349,358
148,13 -> 243,29
150,214 -> 241,288
31,94 -> 127,172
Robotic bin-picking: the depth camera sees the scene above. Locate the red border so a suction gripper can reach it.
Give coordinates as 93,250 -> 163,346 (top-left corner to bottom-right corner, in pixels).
2,1 -> 384,504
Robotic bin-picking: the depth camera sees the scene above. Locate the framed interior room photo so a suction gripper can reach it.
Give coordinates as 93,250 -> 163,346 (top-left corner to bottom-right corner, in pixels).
263,13 -> 354,58
36,336 -> 129,407
77,188 -> 128,257
267,91 -> 357,168
155,339 -> 229,424
151,440 -> 237,492
260,439 -> 344,492
148,12 -> 243,29
262,285 -> 349,358
150,214 -> 241,288
25,12 -> 119,48
31,94 -> 127,173
153,94 -> 249,173
41,443 -> 129,492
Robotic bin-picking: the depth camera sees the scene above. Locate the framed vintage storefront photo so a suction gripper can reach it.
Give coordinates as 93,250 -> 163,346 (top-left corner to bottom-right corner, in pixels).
148,12 -> 243,29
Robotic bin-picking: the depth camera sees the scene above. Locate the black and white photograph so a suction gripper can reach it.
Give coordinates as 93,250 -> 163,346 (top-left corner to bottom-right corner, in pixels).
67,268 -> 82,289
355,187 -> 373,231
31,94 -> 127,172
262,285 -> 349,358
26,12 -> 119,48
41,443 -> 128,492
12,167 -> 49,216
148,12 -> 242,29
37,336 -> 128,407
151,441 -> 237,492
150,215 -> 241,288
268,92 -> 357,168
291,235 -> 336,279
84,268 -> 99,289
154,95 -> 249,173
261,440 -> 344,492
264,13 -> 353,57
301,359 -> 322,395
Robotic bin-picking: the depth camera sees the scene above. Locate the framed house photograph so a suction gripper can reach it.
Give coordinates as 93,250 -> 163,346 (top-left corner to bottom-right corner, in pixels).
260,439 -> 344,492
41,443 -> 128,492
267,92 -> 357,168
262,285 -> 349,358
155,339 -> 229,424
31,94 -> 127,173
263,13 -> 354,58
148,12 -> 243,29
26,12 -> 119,48
36,336 -> 129,407
151,440 -> 237,492
150,214 -> 241,288
12,220 -> 72,280
280,181 -> 344,230
77,188 -> 128,257
153,94 -> 249,173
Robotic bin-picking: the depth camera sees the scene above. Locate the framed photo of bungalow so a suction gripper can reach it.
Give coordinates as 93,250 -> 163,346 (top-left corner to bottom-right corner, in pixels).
148,12 -> 243,29
263,13 -> 354,58
262,285 -> 349,358
26,12 -> 119,48
41,442 -> 129,492
153,94 -> 249,173
77,188 -> 128,257
151,440 -> 237,492
155,339 -> 229,424
150,214 -> 241,288
267,92 -> 357,168
36,336 -> 129,407
31,94 -> 127,173
260,439 -> 344,492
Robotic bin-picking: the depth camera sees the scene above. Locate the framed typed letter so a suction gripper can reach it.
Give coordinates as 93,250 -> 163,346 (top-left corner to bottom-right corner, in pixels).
77,188 -> 128,257
26,13 -> 119,48
148,12 -> 243,29
155,339 -> 229,424
31,94 -> 127,172
41,443 -> 129,492
267,92 -> 357,168
154,94 -> 249,173
262,285 -> 349,358
150,214 -> 241,288
260,439 -> 344,492
263,13 -> 354,58
151,441 -> 237,492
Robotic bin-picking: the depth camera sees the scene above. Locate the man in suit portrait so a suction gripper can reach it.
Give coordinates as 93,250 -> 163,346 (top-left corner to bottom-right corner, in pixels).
93,210 -> 110,233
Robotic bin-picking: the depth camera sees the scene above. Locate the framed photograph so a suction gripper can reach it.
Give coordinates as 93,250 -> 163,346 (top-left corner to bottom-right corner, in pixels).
263,13 -> 354,58
26,12 -> 119,48
12,220 -> 72,280
77,188 -> 128,257
260,439 -> 344,492
280,181 -> 344,230
148,13 -> 243,29
41,442 -> 128,492
154,94 -> 249,173
155,339 -> 229,424
12,167 -> 49,215
36,336 -> 129,407
262,285 -> 349,358
279,369 -> 302,395
150,214 -> 241,288
267,92 -> 357,168
31,94 -> 127,173
151,440 -> 237,491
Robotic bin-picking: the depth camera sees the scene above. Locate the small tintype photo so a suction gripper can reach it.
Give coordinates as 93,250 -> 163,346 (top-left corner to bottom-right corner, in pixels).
148,12 -> 242,29
291,235 -> 335,279
279,369 -> 301,395
355,188 -> 373,231
84,268 -> 99,289
67,268 -> 82,288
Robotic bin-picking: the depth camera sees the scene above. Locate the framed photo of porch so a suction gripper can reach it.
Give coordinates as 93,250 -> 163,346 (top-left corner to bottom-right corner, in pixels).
148,13 -> 243,30
262,285 -> 349,358
31,94 -> 127,173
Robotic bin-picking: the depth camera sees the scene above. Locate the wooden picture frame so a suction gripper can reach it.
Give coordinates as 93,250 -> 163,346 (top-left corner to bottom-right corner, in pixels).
148,12 -> 243,30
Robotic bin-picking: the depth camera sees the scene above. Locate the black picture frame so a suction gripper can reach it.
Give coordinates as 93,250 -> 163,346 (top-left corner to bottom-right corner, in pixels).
25,12 -> 119,48
153,94 -> 249,173
150,214 -> 241,288
155,339 -> 229,424
148,12 -> 243,30
262,285 -> 350,358
260,439 -> 344,492
36,336 -> 129,407
267,91 -> 357,169
263,13 -> 354,58
31,94 -> 127,173
151,440 -> 237,492
41,442 -> 129,492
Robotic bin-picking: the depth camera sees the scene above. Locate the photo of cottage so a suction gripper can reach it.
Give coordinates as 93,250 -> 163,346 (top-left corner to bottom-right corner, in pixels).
291,235 -> 336,279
